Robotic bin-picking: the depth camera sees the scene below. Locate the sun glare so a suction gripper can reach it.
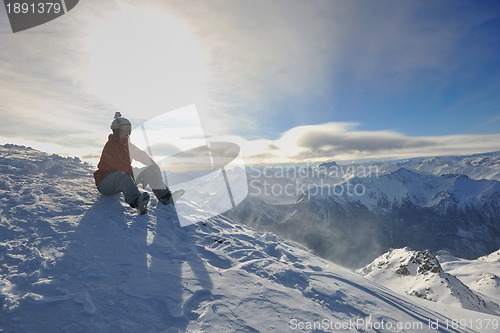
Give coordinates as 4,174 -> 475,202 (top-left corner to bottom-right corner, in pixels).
83,4 -> 208,118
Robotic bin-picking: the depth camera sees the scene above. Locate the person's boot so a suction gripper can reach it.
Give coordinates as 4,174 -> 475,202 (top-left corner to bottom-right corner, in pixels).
158,191 -> 173,205
159,189 -> 185,205
131,192 -> 150,214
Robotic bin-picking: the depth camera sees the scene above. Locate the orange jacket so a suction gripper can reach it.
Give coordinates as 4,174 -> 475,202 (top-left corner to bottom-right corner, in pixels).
93,134 -> 152,185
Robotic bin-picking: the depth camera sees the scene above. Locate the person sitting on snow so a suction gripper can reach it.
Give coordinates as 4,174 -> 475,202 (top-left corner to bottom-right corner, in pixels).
93,112 -> 173,213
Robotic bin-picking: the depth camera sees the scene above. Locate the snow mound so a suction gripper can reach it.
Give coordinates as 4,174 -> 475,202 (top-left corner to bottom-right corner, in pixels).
358,248 -> 500,316
440,248 -> 500,307
1,144 -> 498,332
473,273 -> 500,295
478,250 -> 500,263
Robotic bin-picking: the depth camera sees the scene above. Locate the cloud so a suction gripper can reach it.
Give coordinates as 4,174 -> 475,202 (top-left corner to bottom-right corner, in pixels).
473,114 -> 500,131
149,142 -> 182,157
235,122 -> 500,165
289,123 -> 436,153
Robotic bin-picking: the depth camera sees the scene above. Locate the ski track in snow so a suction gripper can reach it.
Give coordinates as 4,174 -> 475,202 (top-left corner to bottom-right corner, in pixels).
0,145 -> 499,332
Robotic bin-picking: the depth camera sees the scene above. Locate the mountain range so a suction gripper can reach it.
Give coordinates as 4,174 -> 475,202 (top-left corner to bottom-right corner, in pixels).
227,151 -> 500,268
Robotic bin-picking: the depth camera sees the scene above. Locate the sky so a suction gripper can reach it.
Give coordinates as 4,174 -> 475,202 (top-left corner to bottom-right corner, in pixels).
0,0 -> 499,166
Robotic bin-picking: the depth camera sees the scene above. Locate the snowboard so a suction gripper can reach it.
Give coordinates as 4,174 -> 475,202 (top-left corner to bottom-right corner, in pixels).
137,189 -> 185,215
164,189 -> 185,205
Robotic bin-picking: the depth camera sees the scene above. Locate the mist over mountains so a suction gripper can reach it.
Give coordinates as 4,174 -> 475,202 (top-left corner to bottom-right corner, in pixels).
226,151 -> 500,268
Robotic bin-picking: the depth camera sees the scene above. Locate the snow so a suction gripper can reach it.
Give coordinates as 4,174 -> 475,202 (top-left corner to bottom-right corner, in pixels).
359,248 -> 500,316
238,162 -> 499,267
1,144 -> 499,332
439,251 -> 500,306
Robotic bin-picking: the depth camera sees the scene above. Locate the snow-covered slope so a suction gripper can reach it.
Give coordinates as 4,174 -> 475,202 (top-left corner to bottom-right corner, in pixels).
2,144 -> 499,332
438,250 -> 500,307
358,248 -> 500,316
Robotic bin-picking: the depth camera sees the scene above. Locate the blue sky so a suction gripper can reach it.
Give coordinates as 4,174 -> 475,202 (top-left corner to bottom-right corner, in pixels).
0,0 -> 499,165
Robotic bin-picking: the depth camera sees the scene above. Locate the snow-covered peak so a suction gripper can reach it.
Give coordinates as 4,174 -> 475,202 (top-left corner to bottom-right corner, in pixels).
303,166 -> 499,213
296,151 -> 500,183
408,152 -> 500,181
366,151 -> 500,181
358,248 -> 500,315
317,160 -> 339,169
479,250 -> 500,263
0,144 -> 91,177
358,247 -> 443,277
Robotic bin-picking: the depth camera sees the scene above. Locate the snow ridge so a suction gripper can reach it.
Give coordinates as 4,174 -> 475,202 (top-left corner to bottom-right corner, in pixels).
351,151 -> 500,181
304,167 -> 499,213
